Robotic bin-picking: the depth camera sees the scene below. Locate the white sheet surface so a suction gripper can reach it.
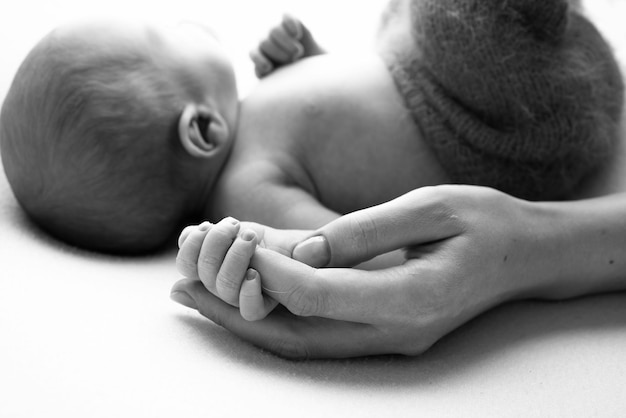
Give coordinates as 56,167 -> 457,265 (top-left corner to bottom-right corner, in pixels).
2,1 -> 626,417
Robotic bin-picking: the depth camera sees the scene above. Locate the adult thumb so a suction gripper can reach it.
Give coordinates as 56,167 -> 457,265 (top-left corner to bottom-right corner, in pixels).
292,188 -> 463,268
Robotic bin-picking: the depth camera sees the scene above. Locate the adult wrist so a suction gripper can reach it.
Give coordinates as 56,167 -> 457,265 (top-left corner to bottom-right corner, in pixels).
519,194 -> 626,300
512,199 -> 573,300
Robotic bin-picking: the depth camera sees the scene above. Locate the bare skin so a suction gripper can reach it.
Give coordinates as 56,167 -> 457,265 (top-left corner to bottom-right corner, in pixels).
171,11 -> 626,359
178,14 -> 449,317
209,52 -> 449,229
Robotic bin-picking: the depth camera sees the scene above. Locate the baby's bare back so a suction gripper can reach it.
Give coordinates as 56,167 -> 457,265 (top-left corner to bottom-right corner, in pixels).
214,53 -> 449,224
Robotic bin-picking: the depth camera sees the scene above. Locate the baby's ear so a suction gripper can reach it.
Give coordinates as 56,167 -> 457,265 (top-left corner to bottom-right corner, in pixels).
178,104 -> 230,158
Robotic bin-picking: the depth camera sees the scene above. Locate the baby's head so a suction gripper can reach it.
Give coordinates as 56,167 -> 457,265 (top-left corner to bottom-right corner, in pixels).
0,20 -> 239,254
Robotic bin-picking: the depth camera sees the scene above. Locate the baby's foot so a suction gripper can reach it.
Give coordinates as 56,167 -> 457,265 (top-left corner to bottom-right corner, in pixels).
250,14 -> 324,78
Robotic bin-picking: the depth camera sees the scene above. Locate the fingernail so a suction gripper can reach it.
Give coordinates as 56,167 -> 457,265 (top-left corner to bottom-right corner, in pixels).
245,268 -> 258,281
170,291 -> 198,310
241,229 -> 256,242
198,221 -> 212,232
292,235 -> 330,268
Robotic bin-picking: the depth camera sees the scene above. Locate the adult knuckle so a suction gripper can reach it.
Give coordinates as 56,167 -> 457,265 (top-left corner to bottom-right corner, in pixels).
416,186 -> 466,230
421,186 -> 455,212
348,213 -> 378,256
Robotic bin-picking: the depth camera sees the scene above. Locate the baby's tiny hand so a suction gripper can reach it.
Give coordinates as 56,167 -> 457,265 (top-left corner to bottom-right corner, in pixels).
250,14 -> 322,78
176,218 -> 279,321
177,217 -> 251,306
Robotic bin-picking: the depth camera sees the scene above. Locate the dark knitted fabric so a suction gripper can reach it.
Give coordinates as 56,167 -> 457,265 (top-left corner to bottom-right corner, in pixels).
384,0 -> 624,200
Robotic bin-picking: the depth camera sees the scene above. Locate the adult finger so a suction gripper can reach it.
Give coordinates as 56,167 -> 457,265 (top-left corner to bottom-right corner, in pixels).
292,187 -> 464,267
171,279 -> 393,359
249,246 -> 419,324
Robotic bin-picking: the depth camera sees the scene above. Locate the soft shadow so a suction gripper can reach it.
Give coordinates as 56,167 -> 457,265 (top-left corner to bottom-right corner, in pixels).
174,292 -> 626,389
5,193 -> 177,263
7,172 -> 626,388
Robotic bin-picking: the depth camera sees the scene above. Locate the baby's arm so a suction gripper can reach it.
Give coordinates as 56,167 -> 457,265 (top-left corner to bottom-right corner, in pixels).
250,15 -> 325,78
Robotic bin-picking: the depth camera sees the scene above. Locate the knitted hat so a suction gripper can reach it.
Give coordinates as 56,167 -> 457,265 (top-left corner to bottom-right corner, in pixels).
385,0 -> 624,200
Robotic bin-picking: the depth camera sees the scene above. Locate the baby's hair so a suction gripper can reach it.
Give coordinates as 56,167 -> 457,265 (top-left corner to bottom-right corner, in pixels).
1,29 -> 197,254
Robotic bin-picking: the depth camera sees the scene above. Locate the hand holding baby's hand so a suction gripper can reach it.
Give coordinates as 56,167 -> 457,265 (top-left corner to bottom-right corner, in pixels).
176,218 -> 311,321
176,218 -> 277,321
250,15 -> 323,78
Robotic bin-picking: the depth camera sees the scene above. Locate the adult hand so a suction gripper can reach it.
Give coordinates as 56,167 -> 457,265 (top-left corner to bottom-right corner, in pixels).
171,185 -> 545,359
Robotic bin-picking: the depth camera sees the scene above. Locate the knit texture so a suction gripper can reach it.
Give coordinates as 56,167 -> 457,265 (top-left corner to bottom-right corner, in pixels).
384,0 -> 624,200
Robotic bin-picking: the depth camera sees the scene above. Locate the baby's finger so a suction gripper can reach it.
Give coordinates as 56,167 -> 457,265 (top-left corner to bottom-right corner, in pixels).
282,14 -> 303,39
197,217 -> 240,294
259,38 -> 292,65
216,229 -> 258,306
176,222 -> 212,278
178,221 -> 210,248
249,48 -> 274,78
269,26 -> 304,60
239,269 -> 279,321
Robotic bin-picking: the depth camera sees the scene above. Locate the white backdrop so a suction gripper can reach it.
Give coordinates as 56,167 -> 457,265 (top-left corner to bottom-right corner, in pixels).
0,0 -> 389,100
2,1 -> 626,417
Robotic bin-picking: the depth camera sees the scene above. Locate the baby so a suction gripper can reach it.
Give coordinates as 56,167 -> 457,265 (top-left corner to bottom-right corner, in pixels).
176,0 -> 626,320
0,0 -> 623,265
